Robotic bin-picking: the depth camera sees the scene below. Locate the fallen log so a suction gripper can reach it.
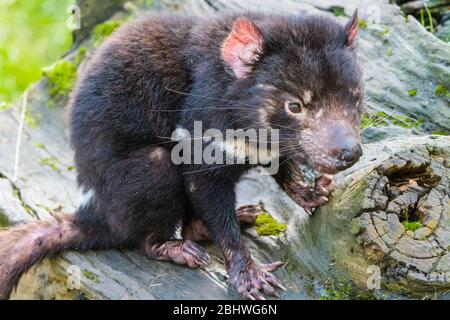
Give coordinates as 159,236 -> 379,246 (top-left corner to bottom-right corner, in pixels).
0,0 -> 449,299
235,135 -> 450,299
297,136 -> 450,296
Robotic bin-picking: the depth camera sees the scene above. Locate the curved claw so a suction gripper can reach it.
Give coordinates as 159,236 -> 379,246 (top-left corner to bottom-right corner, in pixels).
288,174 -> 335,213
315,174 -> 335,196
261,261 -> 284,272
229,261 -> 286,300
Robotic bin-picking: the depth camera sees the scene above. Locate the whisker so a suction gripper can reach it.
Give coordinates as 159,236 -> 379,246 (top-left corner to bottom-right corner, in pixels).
165,87 -> 259,109
278,153 -> 298,167
271,123 -> 298,133
146,106 -> 253,113
182,163 -> 237,175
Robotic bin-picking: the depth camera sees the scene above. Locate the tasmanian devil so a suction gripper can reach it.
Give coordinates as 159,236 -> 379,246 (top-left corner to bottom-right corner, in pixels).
0,11 -> 364,300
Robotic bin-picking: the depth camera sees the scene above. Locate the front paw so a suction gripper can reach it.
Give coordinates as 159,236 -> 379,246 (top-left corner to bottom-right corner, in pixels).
315,174 -> 335,198
228,261 -> 285,300
287,174 -> 335,214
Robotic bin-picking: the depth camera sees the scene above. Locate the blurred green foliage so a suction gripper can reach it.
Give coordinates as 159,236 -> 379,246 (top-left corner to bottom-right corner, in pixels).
0,0 -> 75,102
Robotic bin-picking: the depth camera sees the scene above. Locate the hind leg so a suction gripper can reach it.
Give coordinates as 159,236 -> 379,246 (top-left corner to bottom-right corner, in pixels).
182,204 -> 263,242
236,204 -> 263,225
88,146 -> 210,268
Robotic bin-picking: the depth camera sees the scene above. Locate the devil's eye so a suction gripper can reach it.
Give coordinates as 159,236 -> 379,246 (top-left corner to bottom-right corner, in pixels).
285,101 -> 304,114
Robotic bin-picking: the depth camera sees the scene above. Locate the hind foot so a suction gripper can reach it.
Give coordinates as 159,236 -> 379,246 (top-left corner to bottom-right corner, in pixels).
144,239 -> 210,269
228,260 -> 286,300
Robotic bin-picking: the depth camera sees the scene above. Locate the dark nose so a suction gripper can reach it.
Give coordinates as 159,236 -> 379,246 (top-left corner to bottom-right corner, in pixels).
336,144 -> 363,163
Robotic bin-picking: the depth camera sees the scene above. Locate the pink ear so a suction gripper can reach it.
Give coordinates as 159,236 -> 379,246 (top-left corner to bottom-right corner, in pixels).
346,10 -> 358,50
221,17 -> 264,79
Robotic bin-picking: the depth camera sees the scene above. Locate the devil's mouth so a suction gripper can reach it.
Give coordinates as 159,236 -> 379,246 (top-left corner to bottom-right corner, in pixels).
304,155 -> 359,175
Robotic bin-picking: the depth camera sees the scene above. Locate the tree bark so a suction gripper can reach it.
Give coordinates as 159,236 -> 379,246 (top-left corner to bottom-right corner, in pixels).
0,0 -> 449,299
296,136 -> 450,296
73,0 -> 127,45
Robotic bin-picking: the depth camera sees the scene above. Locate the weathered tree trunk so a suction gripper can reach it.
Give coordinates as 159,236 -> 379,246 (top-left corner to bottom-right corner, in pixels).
246,136 -> 450,298
230,135 -> 450,299
0,0 -> 449,299
73,0 -> 127,45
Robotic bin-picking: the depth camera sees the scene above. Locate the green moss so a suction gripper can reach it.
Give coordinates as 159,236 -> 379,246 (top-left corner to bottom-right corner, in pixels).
434,84 -> 450,97
42,60 -> 77,102
358,19 -> 367,29
280,251 -> 299,275
0,209 -> 10,228
32,142 -> 46,150
320,278 -> 373,300
25,110 -> 42,128
331,6 -> 345,17
82,270 -> 100,284
402,221 -> 423,232
93,19 -> 125,45
13,187 -> 38,219
383,277 -> 412,295
255,212 -> 287,237
304,283 -> 315,296
0,102 -> 12,111
349,218 -> 363,235
386,48 -> 394,57
431,131 -> 449,136
39,157 -> 60,171
381,27 -> 390,38
407,89 -> 417,97
75,47 -> 87,66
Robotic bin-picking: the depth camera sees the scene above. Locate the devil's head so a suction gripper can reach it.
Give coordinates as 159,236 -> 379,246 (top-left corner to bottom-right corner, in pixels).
220,11 -> 364,174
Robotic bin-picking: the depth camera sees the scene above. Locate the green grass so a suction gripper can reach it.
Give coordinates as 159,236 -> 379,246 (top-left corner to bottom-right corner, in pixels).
361,111 -> 423,131
0,0 -> 74,102
420,3 -> 435,33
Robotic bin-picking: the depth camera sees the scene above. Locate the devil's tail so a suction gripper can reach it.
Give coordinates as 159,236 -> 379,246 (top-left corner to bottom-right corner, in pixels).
0,215 -> 101,299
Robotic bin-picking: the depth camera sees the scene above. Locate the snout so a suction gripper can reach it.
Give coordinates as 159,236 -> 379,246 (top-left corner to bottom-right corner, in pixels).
330,143 -> 363,170
302,120 -> 363,174
327,121 -> 362,172
304,140 -> 363,175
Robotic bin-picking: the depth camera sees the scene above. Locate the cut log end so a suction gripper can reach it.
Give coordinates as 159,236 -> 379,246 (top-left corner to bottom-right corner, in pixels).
351,143 -> 450,293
